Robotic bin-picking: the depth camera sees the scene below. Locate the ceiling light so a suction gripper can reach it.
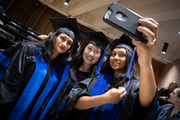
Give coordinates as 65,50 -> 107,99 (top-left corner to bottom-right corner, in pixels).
161,42 -> 169,54
64,0 -> 70,5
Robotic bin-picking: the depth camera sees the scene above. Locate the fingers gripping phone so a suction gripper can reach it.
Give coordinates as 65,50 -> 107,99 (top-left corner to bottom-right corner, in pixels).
103,2 -> 148,43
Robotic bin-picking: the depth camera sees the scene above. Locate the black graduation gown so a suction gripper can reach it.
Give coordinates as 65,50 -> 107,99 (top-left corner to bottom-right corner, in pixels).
0,42 -> 63,120
57,75 -> 158,120
44,70 -> 91,119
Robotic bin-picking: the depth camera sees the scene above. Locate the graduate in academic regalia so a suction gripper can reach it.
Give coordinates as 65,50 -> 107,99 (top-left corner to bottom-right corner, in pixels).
43,31 -> 110,119
69,31 -> 110,81
0,18 -> 82,120
57,18 -> 159,120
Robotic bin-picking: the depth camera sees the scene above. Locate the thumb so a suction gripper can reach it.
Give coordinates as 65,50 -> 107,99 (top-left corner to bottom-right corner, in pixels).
118,87 -> 126,93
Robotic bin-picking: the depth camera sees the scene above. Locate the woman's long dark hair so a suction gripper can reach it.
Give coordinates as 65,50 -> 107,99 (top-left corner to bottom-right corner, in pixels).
69,41 -> 104,81
101,48 -> 139,89
38,31 -> 75,69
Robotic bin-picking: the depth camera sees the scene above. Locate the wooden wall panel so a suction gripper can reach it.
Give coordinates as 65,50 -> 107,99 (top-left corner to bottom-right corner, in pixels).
1,0 -> 92,35
152,58 -> 166,85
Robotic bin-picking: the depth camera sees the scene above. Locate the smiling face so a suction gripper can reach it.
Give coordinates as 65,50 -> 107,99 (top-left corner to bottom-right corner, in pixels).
82,43 -> 101,66
54,33 -> 73,54
51,33 -> 74,60
110,48 -> 126,76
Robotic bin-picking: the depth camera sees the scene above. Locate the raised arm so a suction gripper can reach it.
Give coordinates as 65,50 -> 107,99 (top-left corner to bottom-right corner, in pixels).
132,18 -> 159,107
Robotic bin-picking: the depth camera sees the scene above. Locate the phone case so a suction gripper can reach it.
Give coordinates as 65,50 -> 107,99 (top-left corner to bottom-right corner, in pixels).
103,2 -> 148,43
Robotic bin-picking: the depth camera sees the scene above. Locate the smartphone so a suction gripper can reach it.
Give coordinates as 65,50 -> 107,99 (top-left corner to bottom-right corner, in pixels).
103,2 -> 148,43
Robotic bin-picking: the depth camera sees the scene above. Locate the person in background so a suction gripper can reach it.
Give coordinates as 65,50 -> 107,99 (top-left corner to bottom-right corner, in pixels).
41,31 -> 110,119
158,81 -> 178,106
155,87 -> 180,120
0,17 -> 82,120
57,18 -> 159,120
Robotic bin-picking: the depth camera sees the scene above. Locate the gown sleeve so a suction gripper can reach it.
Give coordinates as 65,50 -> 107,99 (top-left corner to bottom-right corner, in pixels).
0,42 -> 36,119
119,80 -> 158,120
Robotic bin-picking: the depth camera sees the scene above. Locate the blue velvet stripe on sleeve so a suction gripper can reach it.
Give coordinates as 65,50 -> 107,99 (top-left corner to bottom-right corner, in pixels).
0,52 -> 11,80
0,71 -> 4,80
0,52 -> 11,68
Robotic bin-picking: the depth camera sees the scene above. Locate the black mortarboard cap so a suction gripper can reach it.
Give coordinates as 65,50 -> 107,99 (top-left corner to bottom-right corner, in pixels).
50,18 -> 82,41
83,31 -> 110,50
111,34 -> 138,62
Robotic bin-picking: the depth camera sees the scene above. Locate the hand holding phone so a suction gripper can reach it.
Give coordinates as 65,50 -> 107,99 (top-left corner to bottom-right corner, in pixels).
103,2 -> 148,43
